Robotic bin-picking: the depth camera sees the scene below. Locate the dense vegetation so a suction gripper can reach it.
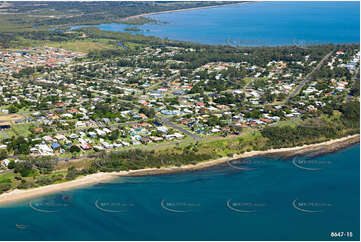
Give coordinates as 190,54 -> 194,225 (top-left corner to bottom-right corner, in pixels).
261,101 -> 360,148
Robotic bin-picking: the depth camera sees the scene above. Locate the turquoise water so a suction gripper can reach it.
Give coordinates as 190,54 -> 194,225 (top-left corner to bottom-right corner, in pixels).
90,2 -> 360,46
1,144 -> 359,240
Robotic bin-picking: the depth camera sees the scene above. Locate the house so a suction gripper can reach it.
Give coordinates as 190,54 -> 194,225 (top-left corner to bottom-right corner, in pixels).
30,147 -> 40,154
93,145 -> 104,151
101,118 -> 110,124
173,133 -> 184,139
103,128 -> 112,134
157,126 -> 169,133
42,136 -> 53,143
51,142 -> 61,150
68,133 -> 79,139
113,143 -> 122,148
122,141 -> 130,147
260,118 -> 272,123
80,143 -> 93,150
151,136 -> 163,142
95,129 -> 106,136
68,108 -> 79,113
76,121 -> 86,128
131,141 -> 141,146
88,132 -> 97,137
55,134 -> 66,141
37,144 -> 53,155
54,102 -> 64,107
34,127 -> 43,132
0,159 -> 10,168
101,141 -> 113,149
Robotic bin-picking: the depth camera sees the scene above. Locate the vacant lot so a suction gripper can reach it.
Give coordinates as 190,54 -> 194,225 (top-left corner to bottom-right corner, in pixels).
0,114 -> 23,122
45,39 -> 116,52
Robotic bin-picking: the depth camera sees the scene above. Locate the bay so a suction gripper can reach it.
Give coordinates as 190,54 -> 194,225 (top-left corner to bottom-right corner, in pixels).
90,2 -> 360,46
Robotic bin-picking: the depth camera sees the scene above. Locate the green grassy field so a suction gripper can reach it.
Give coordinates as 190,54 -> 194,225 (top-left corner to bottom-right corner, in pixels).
11,123 -> 33,137
0,172 -> 16,186
45,39 -> 117,52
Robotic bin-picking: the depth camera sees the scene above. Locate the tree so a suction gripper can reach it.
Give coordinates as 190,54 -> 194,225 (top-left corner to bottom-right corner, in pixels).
7,160 -> 15,169
8,136 -> 30,155
108,130 -> 120,141
139,106 -> 155,118
14,160 -> 33,177
69,145 -> 81,153
0,183 -> 11,193
66,166 -> 79,180
8,105 -> 19,114
0,149 -> 7,160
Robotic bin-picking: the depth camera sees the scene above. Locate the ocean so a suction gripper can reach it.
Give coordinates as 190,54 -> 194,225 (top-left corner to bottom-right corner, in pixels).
1,144 -> 359,240
3,2 -> 360,240
90,1 -> 360,46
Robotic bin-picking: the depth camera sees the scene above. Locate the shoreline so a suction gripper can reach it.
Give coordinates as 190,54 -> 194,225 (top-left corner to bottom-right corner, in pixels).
123,2 -> 251,21
0,134 -> 359,205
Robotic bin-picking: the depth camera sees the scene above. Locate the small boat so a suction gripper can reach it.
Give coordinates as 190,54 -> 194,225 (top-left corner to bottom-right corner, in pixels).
16,224 -> 27,229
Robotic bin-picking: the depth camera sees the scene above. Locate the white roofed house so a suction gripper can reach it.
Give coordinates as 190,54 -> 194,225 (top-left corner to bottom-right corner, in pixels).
42,136 -> 53,143
68,133 -> 79,139
55,134 -> 66,141
96,129 -> 106,136
172,133 -> 184,139
157,126 -> 169,133
76,121 -> 86,128
37,144 -> 54,155
103,128 -> 112,134
101,141 -> 113,149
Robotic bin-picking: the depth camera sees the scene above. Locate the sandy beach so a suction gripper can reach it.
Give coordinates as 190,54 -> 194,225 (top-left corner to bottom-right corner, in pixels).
0,133 -> 359,205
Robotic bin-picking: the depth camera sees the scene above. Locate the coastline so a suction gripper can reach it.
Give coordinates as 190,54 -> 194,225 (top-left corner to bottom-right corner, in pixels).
0,133 -> 359,205
123,2 -> 251,20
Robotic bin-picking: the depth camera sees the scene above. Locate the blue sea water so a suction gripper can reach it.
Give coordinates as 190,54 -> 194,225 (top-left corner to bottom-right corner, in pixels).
1,144 -> 359,241
4,3 -> 360,240
88,1 -> 360,46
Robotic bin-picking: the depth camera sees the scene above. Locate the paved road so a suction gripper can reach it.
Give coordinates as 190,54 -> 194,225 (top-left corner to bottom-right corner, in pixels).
146,74 -> 180,91
143,73 -> 202,140
285,51 -> 333,104
156,116 -> 201,140
346,66 -> 360,103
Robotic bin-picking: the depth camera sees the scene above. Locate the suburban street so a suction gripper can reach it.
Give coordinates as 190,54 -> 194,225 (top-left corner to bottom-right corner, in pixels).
346,66 -> 360,103
285,51 -> 333,103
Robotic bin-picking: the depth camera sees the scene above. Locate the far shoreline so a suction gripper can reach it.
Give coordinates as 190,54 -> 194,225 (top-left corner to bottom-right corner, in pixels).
0,133 -> 359,206
123,1 -> 252,20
